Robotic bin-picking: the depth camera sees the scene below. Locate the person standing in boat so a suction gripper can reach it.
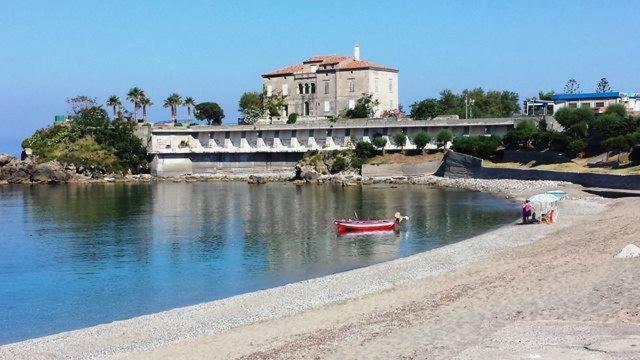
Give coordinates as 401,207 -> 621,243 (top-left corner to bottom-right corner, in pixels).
522,200 -> 534,224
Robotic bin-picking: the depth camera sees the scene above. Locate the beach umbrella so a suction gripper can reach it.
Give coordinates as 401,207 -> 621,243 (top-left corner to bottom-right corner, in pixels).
528,193 -> 560,204
546,190 -> 567,200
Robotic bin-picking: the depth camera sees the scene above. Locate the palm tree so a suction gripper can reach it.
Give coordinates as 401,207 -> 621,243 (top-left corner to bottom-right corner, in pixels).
126,87 -> 144,121
139,94 -> 153,122
163,93 -> 182,123
106,95 -> 121,118
183,97 -> 196,121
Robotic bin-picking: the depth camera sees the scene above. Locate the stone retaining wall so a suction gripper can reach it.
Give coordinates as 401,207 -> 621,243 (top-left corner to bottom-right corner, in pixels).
361,161 -> 441,177
151,153 -> 302,177
437,151 -> 640,190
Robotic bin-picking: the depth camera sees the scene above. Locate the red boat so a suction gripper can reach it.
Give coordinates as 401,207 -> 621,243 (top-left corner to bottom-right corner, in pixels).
334,218 -> 400,233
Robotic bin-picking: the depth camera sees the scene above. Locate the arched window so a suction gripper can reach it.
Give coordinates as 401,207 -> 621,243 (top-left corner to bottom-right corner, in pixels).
304,83 -> 310,94
298,83 -> 303,94
311,83 -> 316,94
304,101 -> 310,116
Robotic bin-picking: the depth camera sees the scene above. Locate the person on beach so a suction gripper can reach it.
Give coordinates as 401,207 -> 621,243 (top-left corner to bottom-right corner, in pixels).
522,199 -> 533,224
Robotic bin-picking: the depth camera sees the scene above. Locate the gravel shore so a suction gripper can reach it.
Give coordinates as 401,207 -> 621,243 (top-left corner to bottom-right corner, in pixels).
0,179 -> 613,359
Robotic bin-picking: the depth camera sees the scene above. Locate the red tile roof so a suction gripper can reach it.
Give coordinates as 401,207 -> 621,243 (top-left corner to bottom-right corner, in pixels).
263,55 -> 397,77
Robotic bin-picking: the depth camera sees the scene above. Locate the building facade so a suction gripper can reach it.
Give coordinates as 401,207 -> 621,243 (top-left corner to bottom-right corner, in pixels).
551,92 -> 640,115
261,45 -> 399,118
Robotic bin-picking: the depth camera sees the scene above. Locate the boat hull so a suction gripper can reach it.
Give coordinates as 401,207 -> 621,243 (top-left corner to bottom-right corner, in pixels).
334,219 -> 399,233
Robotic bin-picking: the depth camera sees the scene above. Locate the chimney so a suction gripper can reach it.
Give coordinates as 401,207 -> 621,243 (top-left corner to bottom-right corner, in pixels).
354,43 -> 360,61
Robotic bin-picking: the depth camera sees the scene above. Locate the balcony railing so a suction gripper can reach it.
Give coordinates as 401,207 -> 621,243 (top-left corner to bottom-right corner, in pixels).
293,73 -> 317,80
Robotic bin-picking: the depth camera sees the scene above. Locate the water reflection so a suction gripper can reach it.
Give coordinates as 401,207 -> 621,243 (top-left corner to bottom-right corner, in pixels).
0,183 -> 515,344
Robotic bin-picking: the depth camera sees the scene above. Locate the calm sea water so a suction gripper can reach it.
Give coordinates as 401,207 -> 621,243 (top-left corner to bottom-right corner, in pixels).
0,183 -> 516,344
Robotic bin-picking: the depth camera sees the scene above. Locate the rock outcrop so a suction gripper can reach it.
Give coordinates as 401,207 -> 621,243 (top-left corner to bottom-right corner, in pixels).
0,159 -> 35,184
31,161 -> 71,184
0,153 -> 15,167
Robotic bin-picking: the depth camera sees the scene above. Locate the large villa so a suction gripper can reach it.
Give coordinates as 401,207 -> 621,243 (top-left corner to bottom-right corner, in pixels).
261,44 -> 399,118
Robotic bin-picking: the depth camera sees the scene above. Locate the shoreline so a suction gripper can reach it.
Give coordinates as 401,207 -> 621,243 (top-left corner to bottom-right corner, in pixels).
0,181 -> 606,359
1,172 -> 574,200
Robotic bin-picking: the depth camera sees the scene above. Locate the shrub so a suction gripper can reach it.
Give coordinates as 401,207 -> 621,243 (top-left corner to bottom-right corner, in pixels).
550,131 -> 572,150
371,135 -> 387,150
604,103 -> 627,118
567,139 -> 586,155
413,131 -> 432,151
287,113 -> 298,124
436,129 -> 453,145
354,140 -> 376,158
567,121 -> 588,138
452,135 -> 501,159
503,120 -> 539,149
603,136 -> 631,153
554,107 -> 595,129
393,132 -> 407,148
331,156 -> 347,173
350,157 -> 364,169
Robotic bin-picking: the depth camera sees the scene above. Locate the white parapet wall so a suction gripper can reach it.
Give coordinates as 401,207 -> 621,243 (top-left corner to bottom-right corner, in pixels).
149,117 -> 534,175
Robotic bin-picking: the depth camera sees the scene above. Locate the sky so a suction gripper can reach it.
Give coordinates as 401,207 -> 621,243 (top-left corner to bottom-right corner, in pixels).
1,0 -> 639,154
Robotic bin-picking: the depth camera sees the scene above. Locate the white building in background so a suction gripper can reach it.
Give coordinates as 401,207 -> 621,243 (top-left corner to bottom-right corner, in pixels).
552,92 -> 640,115
261,44 -> 399,118
524,91 -> 640,116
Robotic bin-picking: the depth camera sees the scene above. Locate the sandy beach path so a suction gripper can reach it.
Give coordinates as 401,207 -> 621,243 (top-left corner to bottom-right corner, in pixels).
119,197 -> 639,359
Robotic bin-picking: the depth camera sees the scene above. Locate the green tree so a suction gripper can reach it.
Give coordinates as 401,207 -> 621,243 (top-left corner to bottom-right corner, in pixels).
66,96 -> 97,115
106,95 -> 122,118
139,94 -> 152,122
239,91 -> 263,124
126,87 -> 144,121
603,136 -> 631,161
538,91 -> 554,101
345,93 -> 379,119
436,129 -> 453,147
554,107 -> 595,131
183,97 -> 196,121
413,131 -> 432,152
195,102 -> 225,125
371,135 -> 387,151
262,87 -> 287,118
393,132 -> 407,151
604,103 -> 627,118
568,139 -> 587,155
409,98 -> 440,119
564,78 -> 580,94
287,113 -> 298,124
438,89 -> 463,116
503,120 -> 539,149
163,93 -> 182,123
596,78 -> 611,93
452,136 -> 501,159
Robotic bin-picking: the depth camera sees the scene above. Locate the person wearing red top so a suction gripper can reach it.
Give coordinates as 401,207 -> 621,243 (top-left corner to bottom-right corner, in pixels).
522,200 -> 534,224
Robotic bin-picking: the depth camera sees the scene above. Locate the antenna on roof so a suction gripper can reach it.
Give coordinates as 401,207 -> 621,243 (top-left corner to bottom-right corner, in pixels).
354,43 -> 360,61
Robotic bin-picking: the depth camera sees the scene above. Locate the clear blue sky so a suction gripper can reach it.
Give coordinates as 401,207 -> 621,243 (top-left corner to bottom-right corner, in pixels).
1,0 -> 639,154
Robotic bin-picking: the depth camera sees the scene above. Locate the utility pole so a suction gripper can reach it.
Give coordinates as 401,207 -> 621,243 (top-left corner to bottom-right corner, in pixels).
465,96 -> 475,119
